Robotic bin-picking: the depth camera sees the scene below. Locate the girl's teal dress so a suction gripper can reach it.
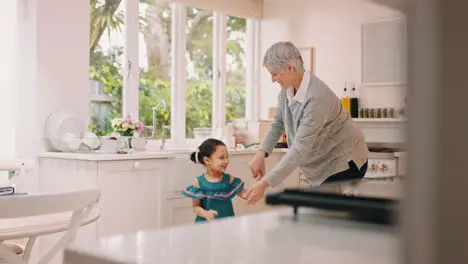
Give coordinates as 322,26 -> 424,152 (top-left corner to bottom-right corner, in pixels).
182,173 -> 244,222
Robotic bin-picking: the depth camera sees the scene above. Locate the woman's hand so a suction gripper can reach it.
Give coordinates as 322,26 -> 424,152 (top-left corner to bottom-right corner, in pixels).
245,178 -> 270,205
249,151 -> 266,180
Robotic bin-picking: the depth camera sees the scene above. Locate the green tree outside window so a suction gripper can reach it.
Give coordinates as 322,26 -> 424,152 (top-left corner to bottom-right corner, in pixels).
89,0 -> 246,138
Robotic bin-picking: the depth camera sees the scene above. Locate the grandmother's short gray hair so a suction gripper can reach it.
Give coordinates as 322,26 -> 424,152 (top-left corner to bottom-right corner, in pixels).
263,41 -> 304,72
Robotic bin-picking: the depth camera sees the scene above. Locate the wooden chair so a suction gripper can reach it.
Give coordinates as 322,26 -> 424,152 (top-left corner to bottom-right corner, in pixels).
0,189 -> 100,264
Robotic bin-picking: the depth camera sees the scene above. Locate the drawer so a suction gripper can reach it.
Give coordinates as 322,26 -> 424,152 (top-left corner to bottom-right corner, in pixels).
98,159 -> 168,172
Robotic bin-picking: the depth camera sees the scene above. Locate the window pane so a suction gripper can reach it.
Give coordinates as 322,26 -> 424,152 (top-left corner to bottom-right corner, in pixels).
138,0 -> 172,139
226,16 -> 246,121
88,0 -> 124,136
185,7 -> 214,138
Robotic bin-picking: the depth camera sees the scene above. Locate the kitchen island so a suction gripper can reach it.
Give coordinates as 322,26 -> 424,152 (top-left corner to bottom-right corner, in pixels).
64,208 -> 398,264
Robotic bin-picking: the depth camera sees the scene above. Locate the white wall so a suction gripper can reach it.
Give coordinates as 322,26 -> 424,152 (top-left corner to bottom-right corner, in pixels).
0,1 -> 19,184
0,0 -> 18,160
259,0 -> 406,119
0,0 -> 90,190
15,0 -> 90,157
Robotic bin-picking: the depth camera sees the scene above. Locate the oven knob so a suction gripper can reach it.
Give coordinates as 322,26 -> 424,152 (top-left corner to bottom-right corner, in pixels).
380,163 -> 388,172
370,163 -> 378,172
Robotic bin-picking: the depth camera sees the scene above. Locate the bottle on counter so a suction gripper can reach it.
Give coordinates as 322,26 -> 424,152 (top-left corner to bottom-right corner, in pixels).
341,83 -> 351,113
350,83 -> 359,118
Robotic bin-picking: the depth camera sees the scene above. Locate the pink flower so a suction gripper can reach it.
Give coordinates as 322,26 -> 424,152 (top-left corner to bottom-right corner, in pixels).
136,121 -> 145,132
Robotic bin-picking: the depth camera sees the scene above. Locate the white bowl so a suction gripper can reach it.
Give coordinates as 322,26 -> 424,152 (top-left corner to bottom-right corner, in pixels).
82,132 -> 100,149
101,139 -> 122,154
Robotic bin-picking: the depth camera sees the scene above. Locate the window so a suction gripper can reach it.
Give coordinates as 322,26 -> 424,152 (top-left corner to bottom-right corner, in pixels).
185,7 -> 214,138
138,0 -> 172,138
88,0 -> 125,136
88,0 -> 259,145
225,16 -> 246,121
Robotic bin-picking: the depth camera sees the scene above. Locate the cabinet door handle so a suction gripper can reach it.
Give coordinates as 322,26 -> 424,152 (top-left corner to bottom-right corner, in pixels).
133,161 -> 141,170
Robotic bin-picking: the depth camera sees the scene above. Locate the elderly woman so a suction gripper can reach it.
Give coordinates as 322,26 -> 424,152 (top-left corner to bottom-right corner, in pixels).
243,41 -> 369,204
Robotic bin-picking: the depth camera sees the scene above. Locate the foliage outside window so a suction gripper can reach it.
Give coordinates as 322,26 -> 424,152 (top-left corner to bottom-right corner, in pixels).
88,0 -> 247,139
226,16 -> 246,122
138,1 -> 172,138
185,7 -> 214,138
89,0 -> 124,136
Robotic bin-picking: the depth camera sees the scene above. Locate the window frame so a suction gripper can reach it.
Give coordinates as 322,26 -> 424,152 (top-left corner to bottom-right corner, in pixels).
121,0 -> 260,147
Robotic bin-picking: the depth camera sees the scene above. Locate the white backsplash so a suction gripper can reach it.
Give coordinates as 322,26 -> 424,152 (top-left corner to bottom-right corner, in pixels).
354,119 -> 407,144
358,85 -> 407,108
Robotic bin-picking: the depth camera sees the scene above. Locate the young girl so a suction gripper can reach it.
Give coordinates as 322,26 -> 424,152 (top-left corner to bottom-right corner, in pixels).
182,138 -> 247,222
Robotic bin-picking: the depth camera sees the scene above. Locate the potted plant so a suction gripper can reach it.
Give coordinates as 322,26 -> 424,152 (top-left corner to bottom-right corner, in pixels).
111,117 -> 145,148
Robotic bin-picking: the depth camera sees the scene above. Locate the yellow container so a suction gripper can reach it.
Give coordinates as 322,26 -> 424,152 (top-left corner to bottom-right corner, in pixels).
342,97 -> 351,112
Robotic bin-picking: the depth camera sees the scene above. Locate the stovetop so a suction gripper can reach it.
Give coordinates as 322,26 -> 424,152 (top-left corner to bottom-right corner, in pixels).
366,142 -> 406,150
368,147 -> 399,153
367,146 -> 407,159
368,151 -> 397,159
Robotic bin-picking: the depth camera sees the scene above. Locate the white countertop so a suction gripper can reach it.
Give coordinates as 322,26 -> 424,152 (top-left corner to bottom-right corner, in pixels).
65,208 -> 398,264
39,148 -> 288,161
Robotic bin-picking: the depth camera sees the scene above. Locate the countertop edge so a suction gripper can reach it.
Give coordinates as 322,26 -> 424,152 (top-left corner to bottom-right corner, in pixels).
39,148 -> 289,161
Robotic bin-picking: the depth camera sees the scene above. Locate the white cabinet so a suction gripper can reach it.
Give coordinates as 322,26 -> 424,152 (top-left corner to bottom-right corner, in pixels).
39,158 -> 169,238
362,17 -> 407,85
38,157 -> 171,264
164,198 -> 195,226
229,154 -> 273,215
160,156 -> 203,227
39,159 -> 98,192
163,156 -> 204,200
96,160 -> 166,237
38,159 -> 100,264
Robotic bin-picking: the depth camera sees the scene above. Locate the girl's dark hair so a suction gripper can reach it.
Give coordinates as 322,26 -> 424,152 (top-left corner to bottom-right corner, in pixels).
190,138 -> 226,165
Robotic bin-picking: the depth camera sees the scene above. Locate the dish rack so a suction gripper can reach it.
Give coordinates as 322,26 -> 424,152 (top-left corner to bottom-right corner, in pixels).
45,135 -> 102,152
44,111 -> 102,152
44,111 -> 137,153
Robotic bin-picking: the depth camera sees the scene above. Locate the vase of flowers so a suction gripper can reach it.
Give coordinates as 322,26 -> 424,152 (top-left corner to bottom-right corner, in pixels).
111,117 -> 145,148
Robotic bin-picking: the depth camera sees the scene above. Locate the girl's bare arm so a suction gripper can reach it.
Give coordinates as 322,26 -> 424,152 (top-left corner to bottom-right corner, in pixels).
230,175 -> 248,200
192,179 -> 217,220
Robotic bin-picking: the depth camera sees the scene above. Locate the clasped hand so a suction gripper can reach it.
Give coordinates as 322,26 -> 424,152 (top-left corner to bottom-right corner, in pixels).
244,152 -> 270,204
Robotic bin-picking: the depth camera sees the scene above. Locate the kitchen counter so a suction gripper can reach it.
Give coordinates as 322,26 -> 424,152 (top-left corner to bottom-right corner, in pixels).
39,148 -> 289,161
64,208 -> 398,264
